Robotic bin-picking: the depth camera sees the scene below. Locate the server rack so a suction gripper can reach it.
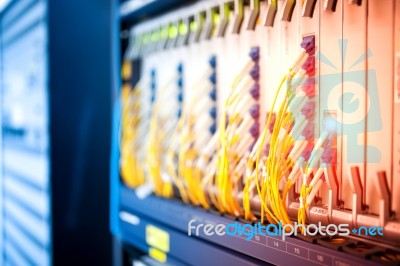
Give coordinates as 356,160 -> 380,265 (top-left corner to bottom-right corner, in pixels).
112,1 -> 400,265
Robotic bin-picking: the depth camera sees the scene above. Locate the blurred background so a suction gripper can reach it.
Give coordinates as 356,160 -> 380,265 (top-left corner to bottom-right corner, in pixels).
0,0 -> 114,265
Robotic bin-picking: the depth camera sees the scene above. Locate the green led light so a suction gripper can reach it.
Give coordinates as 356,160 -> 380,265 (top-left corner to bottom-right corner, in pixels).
237,0 -> 244,16
223,3 -> 230,19
161,26 -> 168,39
169,24 -> 178,39
151,31 -> 159,42
190,21 -> 197,32
143,33 -> 150,44
179,22 -> 188,35
213,12 -> 220,25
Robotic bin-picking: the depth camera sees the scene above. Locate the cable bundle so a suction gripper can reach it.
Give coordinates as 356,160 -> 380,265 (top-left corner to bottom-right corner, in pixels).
207,47 -> 260,216
147,65 -> 182,198
242,37 -> 328,228
125,38 -> 330,228
173,56 -> 218,206
297,132 -> 330,229
119,78 -> 151,188
165,62 -> 195,203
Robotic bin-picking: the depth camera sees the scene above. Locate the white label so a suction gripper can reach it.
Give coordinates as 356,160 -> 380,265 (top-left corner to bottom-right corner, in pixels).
119,211 -> 140,225
135,182 -> 154,199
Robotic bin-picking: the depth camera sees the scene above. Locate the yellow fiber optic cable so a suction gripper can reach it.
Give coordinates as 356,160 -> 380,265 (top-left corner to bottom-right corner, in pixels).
120,84 -> 146,188
243,50 -> 312,226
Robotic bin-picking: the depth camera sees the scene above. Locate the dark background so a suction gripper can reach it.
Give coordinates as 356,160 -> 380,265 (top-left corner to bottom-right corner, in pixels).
49,0 -> 114,265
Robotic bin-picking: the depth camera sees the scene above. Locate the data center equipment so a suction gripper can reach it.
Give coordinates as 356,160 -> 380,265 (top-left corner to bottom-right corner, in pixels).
112,0 -> 400,265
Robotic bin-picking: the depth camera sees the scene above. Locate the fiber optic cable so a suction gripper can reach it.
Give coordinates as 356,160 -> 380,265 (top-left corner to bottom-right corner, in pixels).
242,35 -> 330,232
120,84 -> 144,188
120,75 -> 155,189
243,38 -> 316,226
146,67 -> 182,198
164,56 -> 218,207
211,47 -> 260,216
185,56 -> 219,208
297,133 -> 330,229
